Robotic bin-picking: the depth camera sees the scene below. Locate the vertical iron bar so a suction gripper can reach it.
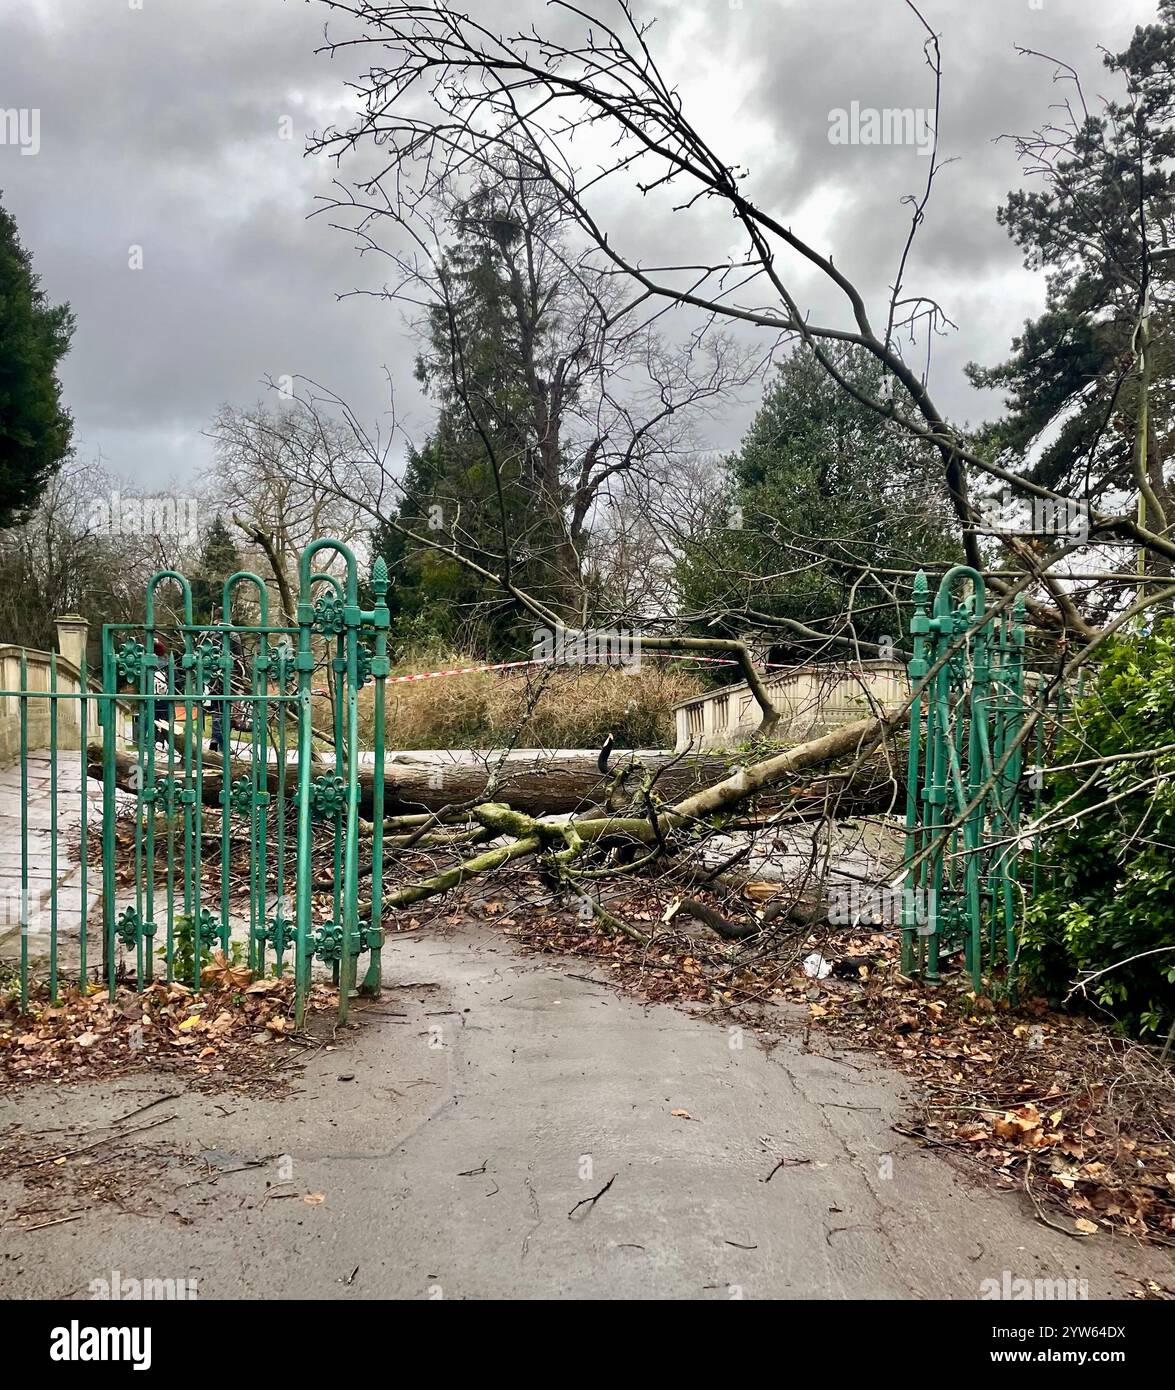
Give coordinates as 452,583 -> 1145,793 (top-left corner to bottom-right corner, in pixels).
49,652 -> 58,1003
79,646 -> 88,991
900,572 -> 929,976
180,635 -> 195,981
219,629 -> 232,959
253,631 -> 270,976
101,630 -> 117,1000
332,632 -> 344,986
275,645 -> 289,976
142,635 -> 157,986
192,647 -> 206,990
18,651 -> 29,1012
339,615 -> 361,1020
165,652 -> 176,981
132,638 -> 147,989
964,603 -> 991,992
294,608 -> 315,1027
1003,596 -> 1027,988
364,559 -> 390,995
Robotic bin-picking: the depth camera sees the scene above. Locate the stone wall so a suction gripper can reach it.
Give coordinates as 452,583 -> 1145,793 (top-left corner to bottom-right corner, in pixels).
0,618 -> 132,763
674,660 -> 907,751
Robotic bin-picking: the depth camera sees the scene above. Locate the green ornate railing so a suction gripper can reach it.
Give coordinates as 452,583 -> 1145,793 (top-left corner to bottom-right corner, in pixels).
900,567 -> 1032,992
100,541 -> 391,1025
1,540 -> 390,1028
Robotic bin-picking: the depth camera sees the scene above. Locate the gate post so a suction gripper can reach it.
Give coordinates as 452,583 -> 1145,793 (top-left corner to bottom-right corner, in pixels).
962,585 -> 991,994
900,571 -> 930,975
922,581 -> 952,982
100,625 -> 117,1000
293,582 -> 317,1029
339,577 -> 362,1019
362,557 -> 390,997
999,595 -> 1027,983
55,613 -> 88,672
292,540 -> 390,1025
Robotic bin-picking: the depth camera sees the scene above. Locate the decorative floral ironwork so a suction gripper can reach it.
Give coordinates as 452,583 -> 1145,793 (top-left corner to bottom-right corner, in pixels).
229,776 -> 254,816
115,640 -> 145,684
309,773 -> 346,820
313,591 -> 346,636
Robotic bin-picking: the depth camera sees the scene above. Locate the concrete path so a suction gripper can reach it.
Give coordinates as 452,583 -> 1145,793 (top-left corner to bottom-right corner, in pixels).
1,925 -> 1169,1300
0,757 -> 1168,1298
0,752 -> 102,974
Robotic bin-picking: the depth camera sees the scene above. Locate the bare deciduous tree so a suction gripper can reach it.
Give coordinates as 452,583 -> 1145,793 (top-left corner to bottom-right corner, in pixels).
0,454 -> 193,651
204,402 -> 370,623
317,143 -> 758,625
254,0 -> 1175,965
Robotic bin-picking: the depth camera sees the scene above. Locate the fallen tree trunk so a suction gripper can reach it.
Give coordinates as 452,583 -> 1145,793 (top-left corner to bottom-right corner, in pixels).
88,740 -> 903,819
382,716 -> 889,911
97,716 -> 894,932
91,746 -> 731,815
664,897 -> 759,941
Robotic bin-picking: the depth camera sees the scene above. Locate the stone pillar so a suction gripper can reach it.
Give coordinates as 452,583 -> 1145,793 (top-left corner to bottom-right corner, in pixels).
55,614 -> 90,747
55,613 -> 89,673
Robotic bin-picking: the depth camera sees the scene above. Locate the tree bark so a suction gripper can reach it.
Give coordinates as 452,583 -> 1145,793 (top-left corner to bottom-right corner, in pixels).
377,716 -> 888,911
89,736 -> 901,819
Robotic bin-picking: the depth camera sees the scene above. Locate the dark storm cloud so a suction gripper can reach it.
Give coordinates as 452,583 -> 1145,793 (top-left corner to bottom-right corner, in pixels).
0,0 -> 1161,484
0,0 -> 402,484
632,0 -> 1159,423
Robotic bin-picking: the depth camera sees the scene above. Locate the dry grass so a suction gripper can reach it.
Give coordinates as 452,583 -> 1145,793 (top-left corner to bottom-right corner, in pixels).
340,652 -> 704,750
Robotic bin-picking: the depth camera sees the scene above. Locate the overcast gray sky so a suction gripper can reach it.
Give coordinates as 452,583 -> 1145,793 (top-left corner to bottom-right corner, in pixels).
0,0 -> 1161,490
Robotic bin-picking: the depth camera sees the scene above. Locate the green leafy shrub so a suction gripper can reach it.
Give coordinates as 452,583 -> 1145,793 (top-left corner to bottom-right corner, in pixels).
172,914 -> 246,988
1022,621 -> 1175,1035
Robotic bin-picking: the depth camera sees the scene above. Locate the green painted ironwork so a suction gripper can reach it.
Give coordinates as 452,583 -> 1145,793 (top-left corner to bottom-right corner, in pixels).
1,538 -> 390,1029
0,637 -> 94,1010
900,567 -> 1031,992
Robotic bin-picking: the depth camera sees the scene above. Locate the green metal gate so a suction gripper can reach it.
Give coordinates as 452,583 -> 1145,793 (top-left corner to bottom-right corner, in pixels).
900,566 -> 1030,992
2,538 -> 390,1028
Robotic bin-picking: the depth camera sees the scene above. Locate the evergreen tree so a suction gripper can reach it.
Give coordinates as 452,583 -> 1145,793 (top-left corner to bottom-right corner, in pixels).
371,424 -> 532,656
191,515 -> 244,626
968,3 -> 1175,536
676,346 -> 960,656
0,198 -> 75,525
373,181 -> 584,655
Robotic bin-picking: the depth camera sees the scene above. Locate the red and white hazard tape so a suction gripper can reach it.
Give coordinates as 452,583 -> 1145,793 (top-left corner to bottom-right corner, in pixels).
389,656 -> 559,684
307,650 -> 794,693
384,652 -> 751,684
